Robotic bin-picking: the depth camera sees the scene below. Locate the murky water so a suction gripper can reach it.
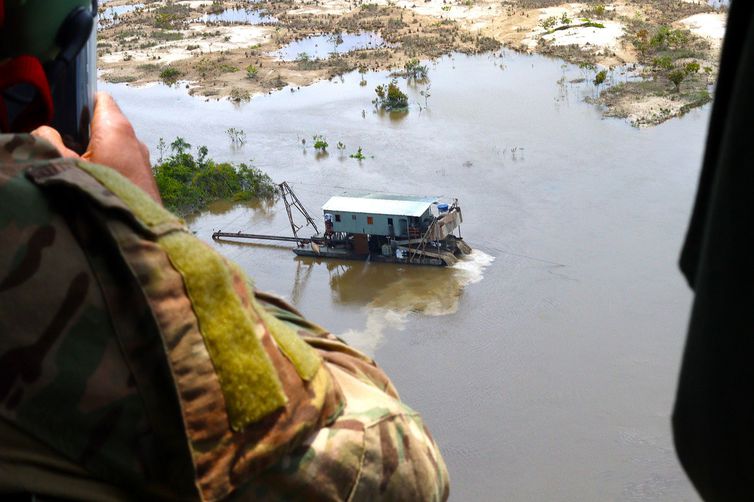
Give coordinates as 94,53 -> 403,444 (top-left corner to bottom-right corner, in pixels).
103,50 -> 710,501
273,32 -> 387,61
197,8 -> 278,25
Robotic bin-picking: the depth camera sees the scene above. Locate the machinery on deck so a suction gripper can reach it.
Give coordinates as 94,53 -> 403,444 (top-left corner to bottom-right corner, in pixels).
211,182 -> 471,266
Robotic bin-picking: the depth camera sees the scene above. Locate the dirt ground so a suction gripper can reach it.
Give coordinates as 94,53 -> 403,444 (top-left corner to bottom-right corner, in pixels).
97,0 -> 727,126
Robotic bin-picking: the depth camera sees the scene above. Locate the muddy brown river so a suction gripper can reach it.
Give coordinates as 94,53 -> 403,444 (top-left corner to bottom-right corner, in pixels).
103,51 -> 710,500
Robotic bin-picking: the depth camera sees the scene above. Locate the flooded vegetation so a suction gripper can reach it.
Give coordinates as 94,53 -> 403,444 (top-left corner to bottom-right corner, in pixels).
274,32 -> 387,61
97,0 -> 726,126
103,45 -> 714,498
198,7 -> 278,25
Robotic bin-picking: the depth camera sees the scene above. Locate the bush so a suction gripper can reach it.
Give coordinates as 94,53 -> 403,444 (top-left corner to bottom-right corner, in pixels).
593,70 -> 607,85
668,68 -> 686,92
153,140 -> 277,215
685,62 -> 700,74
313,135 -> 328,151
246,64 -> 259,79
540,16 -> 557,30
652,56 -> 673,70
159,66 -> 181,84
374,79 -> 409,110
350,147 -> 366,160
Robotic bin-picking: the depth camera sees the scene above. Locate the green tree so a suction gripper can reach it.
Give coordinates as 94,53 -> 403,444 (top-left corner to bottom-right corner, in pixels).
170,137 -> 191,154
593,70 -> 607,85
374,79 -> 408,110
668,68 -> 686,92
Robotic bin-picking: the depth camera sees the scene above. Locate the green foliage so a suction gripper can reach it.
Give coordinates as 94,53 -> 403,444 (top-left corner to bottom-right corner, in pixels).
246,64 -> 259,79
633,29 -> 650,55
593,4 -> 605,16
652,56 -> 673,70
404,59 -> 429,80
350,147 -> 366,160
219,64 -> 240,73
441,5 -> 450,11
374,79 -> 409,111
313,135 -> 329,151
668,68 -> 686,92
593,70 -> 607,85
581,20 -> 605,29
650,26 -> 689,51
540,16 -> 557,30
685,61 -> 700,74
152,30 -> 183,41
295,52 -> 316,70
152,3 -> 189,29
159,66 -> 181,84
560,13 -> 572,25
153,139 -> 276,214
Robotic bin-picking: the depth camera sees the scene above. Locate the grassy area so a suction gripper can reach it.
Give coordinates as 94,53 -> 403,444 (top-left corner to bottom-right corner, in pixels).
153,138 -> 278,215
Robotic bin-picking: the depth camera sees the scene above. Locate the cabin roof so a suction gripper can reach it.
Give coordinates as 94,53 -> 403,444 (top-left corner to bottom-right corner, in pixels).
322,195 -> 437,217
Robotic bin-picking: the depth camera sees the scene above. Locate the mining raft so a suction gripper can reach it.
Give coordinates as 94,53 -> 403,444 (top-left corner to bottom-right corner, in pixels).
212,182 -> 471,266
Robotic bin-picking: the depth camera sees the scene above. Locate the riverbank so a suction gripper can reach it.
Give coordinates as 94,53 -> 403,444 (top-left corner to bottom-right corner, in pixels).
97,0 -> 726,126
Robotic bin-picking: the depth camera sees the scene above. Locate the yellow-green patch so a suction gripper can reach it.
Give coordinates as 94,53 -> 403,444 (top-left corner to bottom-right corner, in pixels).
159,231 -> 287,430
228,263 -> 321,381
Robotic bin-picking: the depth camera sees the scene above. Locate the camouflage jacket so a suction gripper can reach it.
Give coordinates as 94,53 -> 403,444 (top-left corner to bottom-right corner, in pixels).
0,134 -> 449,501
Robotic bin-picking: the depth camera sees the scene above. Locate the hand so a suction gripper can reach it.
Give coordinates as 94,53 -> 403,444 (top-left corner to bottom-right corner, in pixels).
31,93 -> 161,203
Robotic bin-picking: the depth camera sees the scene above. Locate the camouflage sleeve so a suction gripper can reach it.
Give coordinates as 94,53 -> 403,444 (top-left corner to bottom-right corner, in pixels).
253,293 -> 451,501
0,133 -> 449,501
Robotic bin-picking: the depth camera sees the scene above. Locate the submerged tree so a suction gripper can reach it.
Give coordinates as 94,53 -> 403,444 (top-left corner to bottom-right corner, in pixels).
374,79 -> 409,111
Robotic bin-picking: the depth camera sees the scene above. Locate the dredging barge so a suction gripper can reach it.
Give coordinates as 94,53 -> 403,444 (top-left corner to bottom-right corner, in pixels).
211,182 -> 471,266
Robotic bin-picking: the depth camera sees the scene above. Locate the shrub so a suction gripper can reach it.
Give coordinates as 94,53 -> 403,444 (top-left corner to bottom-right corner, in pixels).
685,62 -> 700,74
313,135 -> 328,151
668,68 -> 686,92
374,79 -> 408,110
246,64 -> 259,79
159,66 -> 181,84
540,16 -> 557,30
652,56 -> 673,70
350,147 -> 366,160
593,70 -> 607,85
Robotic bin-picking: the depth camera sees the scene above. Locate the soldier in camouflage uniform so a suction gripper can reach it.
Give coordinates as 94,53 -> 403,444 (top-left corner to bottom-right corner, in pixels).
0,93 -> 449,500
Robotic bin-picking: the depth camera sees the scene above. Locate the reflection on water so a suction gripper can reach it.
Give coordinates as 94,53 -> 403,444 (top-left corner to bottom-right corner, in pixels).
334,250 -> 494,354
197,8 -> 278,25
273,32 -> 387,61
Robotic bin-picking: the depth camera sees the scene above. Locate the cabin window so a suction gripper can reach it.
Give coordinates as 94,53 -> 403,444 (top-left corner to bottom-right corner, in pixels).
335,214 -> 341,222
352,215 -> 357,220
367,216 -> 374,225
388,218 -> 393,225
